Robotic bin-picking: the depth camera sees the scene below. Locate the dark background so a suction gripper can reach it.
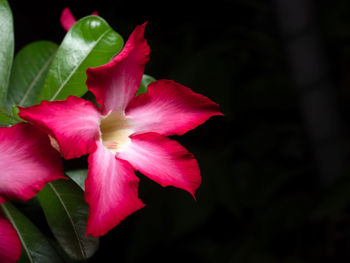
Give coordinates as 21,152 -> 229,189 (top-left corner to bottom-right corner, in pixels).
10,0 -> 350,262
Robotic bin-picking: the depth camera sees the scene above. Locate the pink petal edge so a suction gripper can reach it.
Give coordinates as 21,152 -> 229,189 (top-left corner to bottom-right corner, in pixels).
0,122 -> 65,204
18,96 -> 101,160
118,132 -> 201,198
85,141 -> 145,237
60,7 -> 76,31
60,8 -> 99,31
86,22 -> 150,115
126,79 -> 223,136
0,211 -> 21,263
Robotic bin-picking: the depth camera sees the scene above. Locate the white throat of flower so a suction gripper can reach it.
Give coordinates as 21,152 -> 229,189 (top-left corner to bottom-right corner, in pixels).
99,111 -> 133,153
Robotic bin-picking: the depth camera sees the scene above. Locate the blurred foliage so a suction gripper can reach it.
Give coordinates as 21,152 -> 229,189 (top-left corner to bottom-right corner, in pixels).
8,0 -> 350,262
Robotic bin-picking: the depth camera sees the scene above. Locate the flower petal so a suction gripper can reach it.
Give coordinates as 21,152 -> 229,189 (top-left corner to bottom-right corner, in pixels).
0,123 -> 64,204
18,96 -> 101,159
118,132 -> 201,198
60,7 -> 76,31
126,79 -> 223,136
85,141 -> 144,237
0,211 -> 21,263
86,23 -> 150,115
60,8 -> 99,31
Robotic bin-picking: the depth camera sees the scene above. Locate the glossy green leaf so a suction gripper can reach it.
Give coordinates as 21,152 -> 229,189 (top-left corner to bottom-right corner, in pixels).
38,16 -> 123,102
7,41 -> 58,108
0,202 -> 63,263
0,0 -> 14,106
0,107 -> 19,126
37,180 -> 99,261
66,169 -> 88,191
137,74 -> 156,95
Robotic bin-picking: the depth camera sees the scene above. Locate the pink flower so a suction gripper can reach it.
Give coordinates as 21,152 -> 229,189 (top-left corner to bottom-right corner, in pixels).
0,123 -> 64,262
18,23 -> 223,237
60,7 -> 98,31
0,211 -> 21,263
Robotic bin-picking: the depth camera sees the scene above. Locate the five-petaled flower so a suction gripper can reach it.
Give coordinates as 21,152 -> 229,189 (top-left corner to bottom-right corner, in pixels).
0,123 -> 64,262
18,23 -> 223,237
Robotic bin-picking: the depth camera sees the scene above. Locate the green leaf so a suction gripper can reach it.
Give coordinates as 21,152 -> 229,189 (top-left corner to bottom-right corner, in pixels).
38,15 -> 123,102
0,202 -> 63,263
0,0 -> 14,106
0,107 -> 19,126
137,74 -> 156,95
7,41 -> 58,108
37,179 -> 99,261
66,169 -> 88,191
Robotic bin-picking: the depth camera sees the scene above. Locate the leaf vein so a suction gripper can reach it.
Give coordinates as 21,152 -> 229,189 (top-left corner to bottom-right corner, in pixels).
50,28 -> 112,101
48,182 -> 87,258
19,51 -> 56,106
0,203 -> 34,263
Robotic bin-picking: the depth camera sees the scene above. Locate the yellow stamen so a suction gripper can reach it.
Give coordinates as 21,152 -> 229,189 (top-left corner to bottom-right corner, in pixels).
99,112 -> 132,152
48,135 -> 61,154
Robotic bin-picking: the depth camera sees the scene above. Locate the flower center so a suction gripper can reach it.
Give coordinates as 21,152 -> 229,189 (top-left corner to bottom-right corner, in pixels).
99,112 -> 133,152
